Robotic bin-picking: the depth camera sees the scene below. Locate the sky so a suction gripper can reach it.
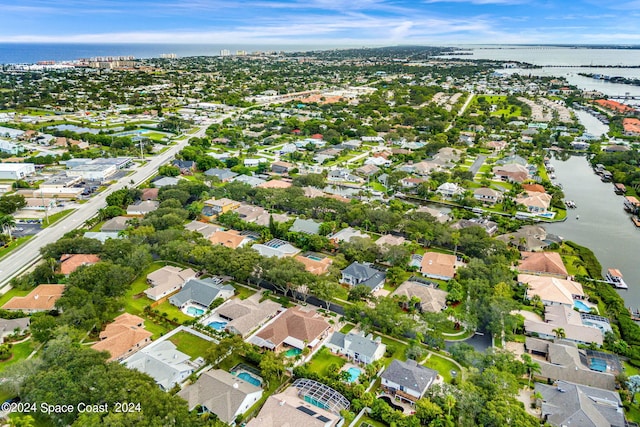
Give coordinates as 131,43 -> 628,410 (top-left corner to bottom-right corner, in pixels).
0,0 -> 639,45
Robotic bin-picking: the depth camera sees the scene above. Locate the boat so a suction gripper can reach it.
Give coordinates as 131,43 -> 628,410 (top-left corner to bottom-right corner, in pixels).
576,215 -> 579,220
606,268 -> 628,289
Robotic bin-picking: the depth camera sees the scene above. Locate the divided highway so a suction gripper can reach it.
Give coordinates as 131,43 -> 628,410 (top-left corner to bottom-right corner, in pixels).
0,116 -> 227,290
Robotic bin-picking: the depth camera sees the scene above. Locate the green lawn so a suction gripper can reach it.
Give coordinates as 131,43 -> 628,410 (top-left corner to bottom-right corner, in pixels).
123,263 -> 163,316
422,354 -> 459,383
155,300 -> 193,323
0,288 -> 32,307
42,209 -> 75,228
0,236 -> 34,260
142,320 -> 172,340
234,284 -> 257,300
168,331 -> 213,359
357,416 -> 387,427
374,334 -> 408,365
0,340 -> 35,372
307,348 -> 346,376
340,323 -> 356,334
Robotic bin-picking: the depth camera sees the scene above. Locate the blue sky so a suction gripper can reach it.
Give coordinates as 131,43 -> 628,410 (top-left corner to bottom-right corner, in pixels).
0,0 -> 639,45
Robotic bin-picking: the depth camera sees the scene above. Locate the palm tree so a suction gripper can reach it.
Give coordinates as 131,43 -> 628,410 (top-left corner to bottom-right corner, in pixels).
0,214 -> 15,241
552,327 -> 566,339
522,354 -> 541,388
444,393 -> 456,418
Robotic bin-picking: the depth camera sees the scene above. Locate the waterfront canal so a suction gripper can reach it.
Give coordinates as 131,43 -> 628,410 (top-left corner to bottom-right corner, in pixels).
545,155 -> 640,307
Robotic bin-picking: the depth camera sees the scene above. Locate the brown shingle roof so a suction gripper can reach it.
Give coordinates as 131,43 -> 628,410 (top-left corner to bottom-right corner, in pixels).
2,284 -> 65,311
295,255 -> 332,275
255,307 -> 329,348
59,254 -> 100,275
420,252 -> 457,279
91,313 -> 152,361
518,251 -> 568,277
209,230 -> 247,249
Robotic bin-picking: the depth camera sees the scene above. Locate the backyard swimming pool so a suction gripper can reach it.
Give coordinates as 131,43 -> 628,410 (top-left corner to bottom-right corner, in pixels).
345,367 -> 362,383
285,348 -> 302,357
237,372 -> 262,387
186,306 -> 205,316
574,300 -> 592,312
208,321 -> 227,331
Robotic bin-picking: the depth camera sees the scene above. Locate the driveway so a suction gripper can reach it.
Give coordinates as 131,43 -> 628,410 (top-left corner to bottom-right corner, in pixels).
445,331 -> 493,353
469,154 -> 487,177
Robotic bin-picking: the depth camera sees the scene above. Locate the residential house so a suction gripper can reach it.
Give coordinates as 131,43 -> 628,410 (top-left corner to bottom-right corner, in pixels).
216,293 -> 282,337
400,177 -> 425,189
516,191 -> 553,214
91,313 -> 152,362
381,359 -> 438,403
392,280 -> 448,313
257,180 -> 292,189
201,197 -> 240,220
252,238 -> 300,258
145,266 -> 198,301
518,251 -> 568,278
209,229 -> 252,249
141,188 -> 159,201
152,176 -> 180,188
232,174 -> 266,188
289,218 -> 321,235
235,203 -> 269,223
59,254 -> 100,275
2,284 -> 65,313
522,183 -> 546,193
375,234 -> 406,248
172,159 -> 196,174
0,317 -> 30,343
327,169 -> 362,183
124,340 -> 195,391
295,253 -> 333,275
184,220 -> 223,239
204,168 -> 238,182
246,379 -> 344,427
413,161 -> 441,177
178,369 -> 263,425
524,305 -> 608,346
251,306 -> 331,352
525,338 -> 616,390
329,227 -> 370,244
419,252 -> 457,281
355,164 -> 380,177
415,206 -> 451,224
271,161 -> 294,174
326,330 -> 386,365
126,200 -> 159,216
520,274 -> 584,306
436,182 -> 464,200
473,187 -> 503,205
340,262 -> 387,292
450,218 -> 499,236
83,231 -> 122,243
169,278 -> 235,310
496,225 -> 554,252
535,380 -> 625,427
101,216 -> 130,232
493,163 -> 529,183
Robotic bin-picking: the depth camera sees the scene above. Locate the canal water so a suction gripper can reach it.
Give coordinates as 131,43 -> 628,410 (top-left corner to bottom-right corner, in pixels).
545,155 -> 640,307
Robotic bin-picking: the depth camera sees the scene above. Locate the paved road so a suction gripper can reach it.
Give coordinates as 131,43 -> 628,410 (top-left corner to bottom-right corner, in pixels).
0,113 -> 235,290
445,92 -> 474,132
469,154 -> 487,177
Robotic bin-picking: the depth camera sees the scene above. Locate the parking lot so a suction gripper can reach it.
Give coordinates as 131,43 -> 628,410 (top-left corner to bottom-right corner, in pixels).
12,222 -> 43,238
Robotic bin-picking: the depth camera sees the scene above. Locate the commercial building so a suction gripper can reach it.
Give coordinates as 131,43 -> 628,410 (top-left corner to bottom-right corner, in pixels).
0,163 -> 35,180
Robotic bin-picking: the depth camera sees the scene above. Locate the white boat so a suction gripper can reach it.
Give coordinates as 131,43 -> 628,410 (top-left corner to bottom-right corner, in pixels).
606,268 -> 628,289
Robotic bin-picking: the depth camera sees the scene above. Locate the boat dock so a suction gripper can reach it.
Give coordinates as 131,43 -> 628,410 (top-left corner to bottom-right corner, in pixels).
629,307 -> 640,321
632,217 -> 640,228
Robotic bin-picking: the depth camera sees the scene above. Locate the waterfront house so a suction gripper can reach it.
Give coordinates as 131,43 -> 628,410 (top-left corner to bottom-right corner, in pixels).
520,274 -> 584,306
624,196 -> 640,214
524,305 -> 607,346
518,251 -> 568,278
435,182 -> 464,200
516,192 -> 553,214
381,359 -> 438,403
473,187 -> 503,205
325,330 -> 386,365
91,313 -> 152,362
340,262 -> 386,292
525,338 -> 616,390
178,369 -> 263,425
